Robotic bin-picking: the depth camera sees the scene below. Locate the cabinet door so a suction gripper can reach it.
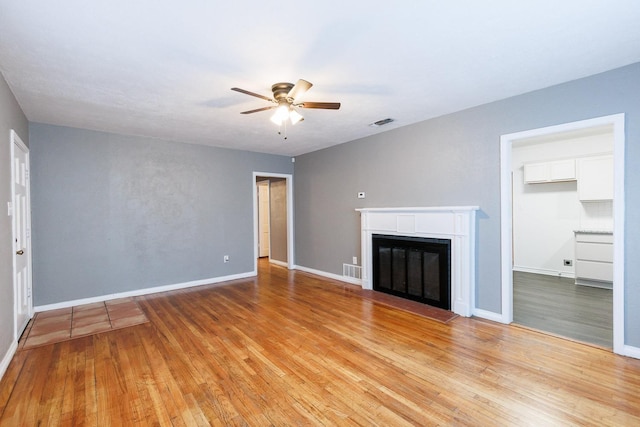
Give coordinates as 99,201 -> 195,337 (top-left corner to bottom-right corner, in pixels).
549,159 -> 575,181
578,155 -> 613,201
523,163 -> 549,183
576,242 -> 613,263
575,260 -> 613,282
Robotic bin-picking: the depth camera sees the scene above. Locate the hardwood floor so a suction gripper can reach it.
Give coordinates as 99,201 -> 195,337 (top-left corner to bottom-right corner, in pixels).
1,261 -> 639,426
513,271 -> 613,348
19,298 -> 149,350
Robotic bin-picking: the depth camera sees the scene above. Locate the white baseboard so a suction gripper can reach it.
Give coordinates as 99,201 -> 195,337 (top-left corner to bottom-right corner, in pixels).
513,265 -> 575,279
621,344 -> 640,360
294,265 -> 362,286
0,340 -> 18,382
34,271 -> 256,312
269,258 -> 288,268
473,308 -> 507,323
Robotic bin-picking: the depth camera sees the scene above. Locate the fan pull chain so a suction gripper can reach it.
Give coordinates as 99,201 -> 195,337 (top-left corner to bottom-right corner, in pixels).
278,119 -> 288,140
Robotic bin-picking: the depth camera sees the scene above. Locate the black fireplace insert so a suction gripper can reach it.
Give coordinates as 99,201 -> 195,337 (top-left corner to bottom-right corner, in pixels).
372,234 -> 451,310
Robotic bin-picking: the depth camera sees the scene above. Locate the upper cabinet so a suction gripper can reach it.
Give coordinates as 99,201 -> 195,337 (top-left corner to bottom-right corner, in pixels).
577,155 -> 614,201
523,159 -> 576,183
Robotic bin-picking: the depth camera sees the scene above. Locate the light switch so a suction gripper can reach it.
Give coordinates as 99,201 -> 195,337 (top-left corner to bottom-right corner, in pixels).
357,192 -> 365,199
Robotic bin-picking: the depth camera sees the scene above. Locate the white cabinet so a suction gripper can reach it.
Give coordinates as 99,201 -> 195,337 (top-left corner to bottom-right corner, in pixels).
574,231 -> 613,289
577,155 -> 614,201
523,162 -> 549,183
524,159 -> 576,183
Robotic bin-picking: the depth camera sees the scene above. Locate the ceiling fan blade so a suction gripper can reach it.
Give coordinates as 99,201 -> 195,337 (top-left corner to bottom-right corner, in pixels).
231,87 -> 274,102
299,102 -> 341,110
287,79 -> 313,101
240,106 -> 277,114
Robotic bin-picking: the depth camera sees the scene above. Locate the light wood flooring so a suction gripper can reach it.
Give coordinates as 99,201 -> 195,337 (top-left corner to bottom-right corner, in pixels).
1,261 -> 639,425
513,271 -> 612,348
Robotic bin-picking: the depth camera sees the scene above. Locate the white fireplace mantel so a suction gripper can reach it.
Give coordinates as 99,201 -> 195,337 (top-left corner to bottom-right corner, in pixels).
356,206 -> 479,317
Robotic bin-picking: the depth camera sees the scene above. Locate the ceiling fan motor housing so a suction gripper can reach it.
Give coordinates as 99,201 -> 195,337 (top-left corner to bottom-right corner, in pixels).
271,82 -> 295,102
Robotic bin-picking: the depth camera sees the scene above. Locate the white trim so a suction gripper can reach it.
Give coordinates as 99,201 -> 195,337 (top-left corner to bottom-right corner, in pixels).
294,265 -> 363,286
253,172 -> 294,271
513,265 -> 575,279
611,116 -> 626,356
621,345 -> 640,360
0,340 -> 18,382
500,114 -> 626,355
269,258 -> 288,268
499,135 -> 514,325
34,271 -> 255,312
472,308 -> 504,323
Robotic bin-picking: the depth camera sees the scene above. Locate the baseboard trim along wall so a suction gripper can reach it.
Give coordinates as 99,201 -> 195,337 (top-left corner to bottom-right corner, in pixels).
294,265 -> 363,286
269,258 -> 288,268
623,345 -> 640,360
0,340 -> 18,382
513,265 -> 576,279
0,341 -> 18,380
34,271 -> 257,312
472,308 -> 506,323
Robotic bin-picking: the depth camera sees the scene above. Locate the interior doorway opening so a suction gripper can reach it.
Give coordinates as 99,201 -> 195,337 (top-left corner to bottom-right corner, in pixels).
253,172 -> 294,271
500,114 -> 625,354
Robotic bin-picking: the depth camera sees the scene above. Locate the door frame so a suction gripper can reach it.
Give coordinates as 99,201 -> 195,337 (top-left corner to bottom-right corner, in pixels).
252,172 -> 294,271
500,114 -> 625,355
256,179 -> 271,258
10,129 -> 33,340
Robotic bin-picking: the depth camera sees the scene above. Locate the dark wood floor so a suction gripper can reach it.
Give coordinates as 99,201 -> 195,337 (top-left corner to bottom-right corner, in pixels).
1,261 -> 638,425
513,271 -> 613,347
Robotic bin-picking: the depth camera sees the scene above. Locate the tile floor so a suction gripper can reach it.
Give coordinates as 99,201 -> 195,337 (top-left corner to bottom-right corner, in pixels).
19,297 -> 149,350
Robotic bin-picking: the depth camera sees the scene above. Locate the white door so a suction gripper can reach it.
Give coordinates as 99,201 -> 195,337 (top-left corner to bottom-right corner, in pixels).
11,130 -> 32,339
257,181 -> 270,257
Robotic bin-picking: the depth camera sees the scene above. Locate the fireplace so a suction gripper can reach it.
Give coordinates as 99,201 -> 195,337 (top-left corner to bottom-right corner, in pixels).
356,206 -> 478,317
373,234 -> 451,310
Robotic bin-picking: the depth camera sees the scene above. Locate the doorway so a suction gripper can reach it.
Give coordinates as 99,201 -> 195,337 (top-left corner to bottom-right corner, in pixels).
253,172 -> 294,272
11,129 -> 33,340
257,180 -> 270,258
500,114 -> 625,354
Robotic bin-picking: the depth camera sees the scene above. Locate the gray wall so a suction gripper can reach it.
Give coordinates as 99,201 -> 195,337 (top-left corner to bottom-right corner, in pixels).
269,178 -> 288,263
294,62 -> 640,347
30,124 -> 293,305
0,72 -> 29,365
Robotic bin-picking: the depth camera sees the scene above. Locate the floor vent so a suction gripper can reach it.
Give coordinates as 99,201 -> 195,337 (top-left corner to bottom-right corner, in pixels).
343,263 -> 362,280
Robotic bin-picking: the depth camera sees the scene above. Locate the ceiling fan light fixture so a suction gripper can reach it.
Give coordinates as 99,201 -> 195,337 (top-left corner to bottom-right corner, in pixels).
289,108 -> 304,125
270,104 -> 289,126
270,104 -> 304,126
232,79 -> 338,132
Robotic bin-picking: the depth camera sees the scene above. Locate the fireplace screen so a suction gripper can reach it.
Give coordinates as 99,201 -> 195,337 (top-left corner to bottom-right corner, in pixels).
372,234 -> 451,310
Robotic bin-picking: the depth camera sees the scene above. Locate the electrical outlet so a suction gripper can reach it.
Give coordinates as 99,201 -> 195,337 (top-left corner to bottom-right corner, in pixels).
352,256 -> 358,265
224,255 -> 230,263
563,259 -> 572,266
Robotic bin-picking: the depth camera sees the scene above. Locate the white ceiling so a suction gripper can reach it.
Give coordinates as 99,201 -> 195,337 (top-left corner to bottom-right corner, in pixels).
1,1 -> 639,156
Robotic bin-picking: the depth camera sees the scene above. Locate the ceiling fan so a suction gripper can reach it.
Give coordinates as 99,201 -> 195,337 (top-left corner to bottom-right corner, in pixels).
231,79 -> 340,128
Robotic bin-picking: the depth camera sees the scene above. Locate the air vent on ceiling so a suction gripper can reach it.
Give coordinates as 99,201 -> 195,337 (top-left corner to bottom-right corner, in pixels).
369,118 -> 395,127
